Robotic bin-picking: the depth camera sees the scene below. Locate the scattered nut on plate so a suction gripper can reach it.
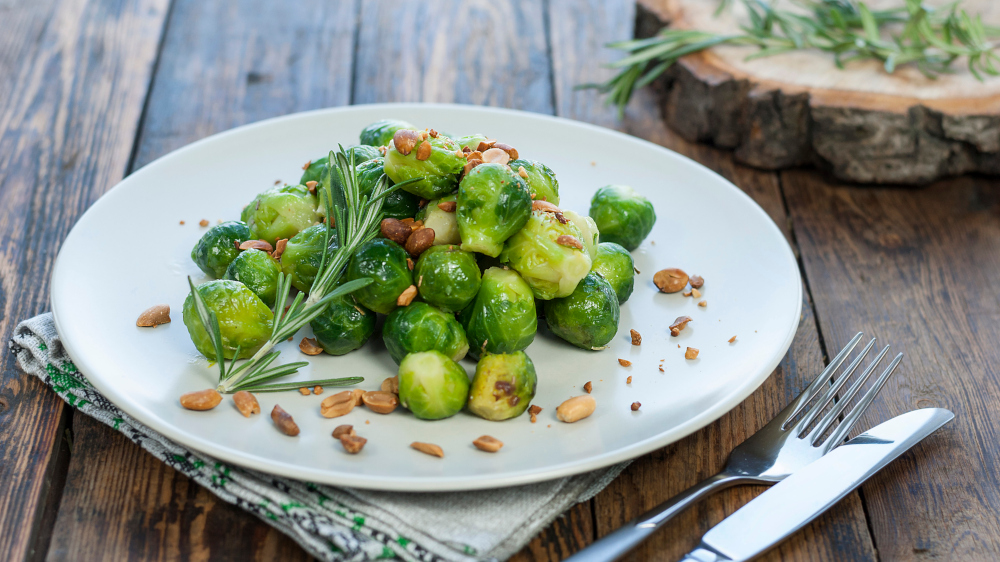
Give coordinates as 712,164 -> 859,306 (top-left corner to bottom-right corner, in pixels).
320,390 -> 357,418
685,347 -> 700,360
381,376 -> 399,394
653,268 -> 688,293
631,401 -> 642,411
630,329 -> 641,346
180,389 -> 222,411
136,304 -> 170,327
528,405 -> 542,423
299,337 -> 323,356
556,396 -> 596,423
341,434 -> 367,454
271,405 -> 300,436
411,442 -> 444,458
332,424 -> 355,439
689,275 -> 705,288
362,391 -> 399,414
729,335 -> 737,343
232,390 -> 260,417
473,435 -> 504,453
669,316 -> 693,337
583,381 -> 593,393
618,359 -> 631,367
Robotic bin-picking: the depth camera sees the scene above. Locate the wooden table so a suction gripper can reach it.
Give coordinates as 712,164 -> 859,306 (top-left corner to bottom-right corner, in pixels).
2,0 -> 996,560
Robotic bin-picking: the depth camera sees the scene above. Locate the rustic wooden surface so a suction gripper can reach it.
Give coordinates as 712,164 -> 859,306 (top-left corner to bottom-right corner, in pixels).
0,0 -> 994,560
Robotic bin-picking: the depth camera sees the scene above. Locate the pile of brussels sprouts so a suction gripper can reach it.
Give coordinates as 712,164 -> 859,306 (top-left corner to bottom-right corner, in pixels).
183,118 -> 656,422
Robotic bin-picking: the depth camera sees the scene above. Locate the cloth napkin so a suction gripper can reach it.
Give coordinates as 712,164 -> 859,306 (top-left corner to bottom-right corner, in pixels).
10,313 -> 627,562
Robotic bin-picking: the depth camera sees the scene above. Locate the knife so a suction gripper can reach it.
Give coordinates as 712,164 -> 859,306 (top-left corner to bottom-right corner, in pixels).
679,407 -> 954,562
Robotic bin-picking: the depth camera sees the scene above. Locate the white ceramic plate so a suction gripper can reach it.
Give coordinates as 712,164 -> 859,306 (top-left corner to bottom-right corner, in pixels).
51,104 -> 800,491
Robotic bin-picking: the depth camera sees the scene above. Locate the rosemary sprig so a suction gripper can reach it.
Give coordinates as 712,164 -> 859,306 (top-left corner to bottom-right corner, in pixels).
587,0 -> 1000,116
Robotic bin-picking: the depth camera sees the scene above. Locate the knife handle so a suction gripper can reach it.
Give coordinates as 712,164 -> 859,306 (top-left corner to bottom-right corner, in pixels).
565,472 -> 747,562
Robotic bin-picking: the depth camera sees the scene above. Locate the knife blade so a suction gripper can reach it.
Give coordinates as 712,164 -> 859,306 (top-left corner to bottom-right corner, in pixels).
680,408 -> 954,562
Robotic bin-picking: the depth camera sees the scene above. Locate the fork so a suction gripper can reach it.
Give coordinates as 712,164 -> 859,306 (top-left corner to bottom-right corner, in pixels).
566,332 -> 902,561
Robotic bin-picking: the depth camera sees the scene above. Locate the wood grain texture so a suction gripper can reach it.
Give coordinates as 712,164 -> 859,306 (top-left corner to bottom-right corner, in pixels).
0,0 -> 170,559
547,0 -> 878,559
783,169 -> 1000,560
46,0 -> 357,560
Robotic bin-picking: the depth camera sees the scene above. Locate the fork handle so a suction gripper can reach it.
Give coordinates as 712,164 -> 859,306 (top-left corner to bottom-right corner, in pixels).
565,472 -> 748,562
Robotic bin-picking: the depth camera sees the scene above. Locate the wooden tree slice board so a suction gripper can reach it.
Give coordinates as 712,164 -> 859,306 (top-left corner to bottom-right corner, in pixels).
636,0 -> 1000,184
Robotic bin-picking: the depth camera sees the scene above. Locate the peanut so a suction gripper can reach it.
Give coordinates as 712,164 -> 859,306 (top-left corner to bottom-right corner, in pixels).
180,389 -> 222,411
381,376 -> 399,394
618,359 -> 632,367
463,159 -> 483,175
405,227 -> 435,256
583,381 -> 593,393
411,442 -> 444,458
397,285 -> 417,306
352,388 -> 365,406
532,200 -> 561,213
271,405 -> 299,436
437,200 -> 457,212
332,424 -> 355,439
556,235 -> 583,250
299,337 -> 323,355
481,147 -> 509,165
475,139 -> 496,152
305,180 -> 318,193
653,268 -> 688,293
689,274 -> 705,288
272,238 -> 288,260
415,140 -> 432,161
340,434 -> 367,454
199,219 -> 209,227
320,390 -> 356,418
472,435 -> 504,453
685,347 -> 700,360
232,390 -> 260,417
239,239 -> 274,253
136,304 -> 171,327
556,395 -> 596,423
492,142 -> 519,160
698,300 -> 707,307
528,404 -> 542,423
691,288 -> 701,298
669,316 -> 693,337
381,218 -> 412,246
518,166 -> 529,179
728,335 -> 737,343
393,129 -> 420,155
631,401 -> 641,411
362,391 -> 399,414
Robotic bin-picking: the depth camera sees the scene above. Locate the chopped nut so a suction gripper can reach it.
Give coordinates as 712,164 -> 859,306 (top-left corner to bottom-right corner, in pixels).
653,268 -> 689,293
136,304 -> 171,327
463,159 -> 484,176
518,166 -> 529,179
232,391 -> 260,417
381,376 -> 399,394
299,337 -> 323,356
682,290 -> 693,297
685,347 -> 700,360
627,376 -> 633,384
381,218 -> 412,246
583,381 -> 593,393
302,160 -> 312,171
532,200 -> 561,213
481,147 -> 510,165
405,227 -> 435,256
340,434 -> 367,454
630,329 -> 641,346
305,180 -> 318,193
429,129 -> 439,138
473,435 -> 504,452
689,275 -> 704,289
669,316 -> 693,337
419,130 -> 428,140
406,258 -> 414,270
556,396 -> 596,423
239,239 -> 274,253
272,238 -> 288,260
393,129 -> 420,155
271,405 -> 300,436
634,267 -> 640,274
698,300 -> 707,307
529,404 -> 542,423
320,390 -> 357,418
332,424 -> 355,439
179,220 -> 185,225
556,235 -> 583,250
492,142 -> 519,160
618,359 -> 632,367
691,288 -> 702,298
313,386 -> 323,395
362,391 -> 399,414
466,150 -> 483,161
416,140 -> 432,161
298,387 -> 311,396
199,219 -> 209,227
352,388 -> 365,406
411,442 -> 444,458
631,401 -> 641,411
397,285 -> 418,306
476,139 -> 497,152
180,389 -> 222,411
658,366 -> 664,372
728,335 -> 737,343
437,200 -> 457,212
554,212 -> 569,224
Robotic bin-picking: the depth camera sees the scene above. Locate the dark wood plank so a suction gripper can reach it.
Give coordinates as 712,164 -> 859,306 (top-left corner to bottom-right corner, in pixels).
546,0 -> 878,559
782,169 -> 1000,560
0,0 -> 170,560
46,0 -> 357,559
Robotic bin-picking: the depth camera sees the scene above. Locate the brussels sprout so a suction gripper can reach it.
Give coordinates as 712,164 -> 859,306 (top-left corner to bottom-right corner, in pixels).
241,184 -> 320,244
457,163 -> 532,257
416,193 -> 460,245
300,145 -> 381,187
591,242 -> 635,304
543,272 -> 620,350
500,210 -> 592,300
467,351 -> 537,421
508,159 -> 559,205
384,131 -> 465,199
382,302 -> 469,365
190,221 -> 252,278
458,267 -> 536,359
357,157 -> 421,220
360,119 -> 415,147
224,249 -> 281,307
398,350 -> 470,420
413,245 -> 480,313
182,280 -> 273,360
563,210 -> 599,262
309,290 -> 376,356
454,134 -> 488,151
589,185 -> 656,251
279,224 -> 338,293
345,238 -> 413,314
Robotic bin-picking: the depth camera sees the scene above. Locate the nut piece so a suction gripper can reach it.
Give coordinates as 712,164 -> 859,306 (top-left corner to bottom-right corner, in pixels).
180,389 -> 222,411
137,304 -> 171,327
689,275 -> 705,289
528,404 -> 542,423
556,235 -> 583,250
631,401 -> 641,411
232,390 -> 260,417
352,388 -> 365,406
340,434 -> 367,454
583,381 -> 593,394
691,288 -> 702,299
381,218 -> 412,246
630,329 -> 641,346
406,258 -> 414,270
653,268 -> 689,293
556,396 -> 596,423
476,139 -> 497,152
332,424 -> 355,439
481,147 -> 510,165
492,142 -> 519,160
381,376 -> 399,394
362,391 -> 399,414
627,376 -> 633,384
313,385 -> 323,395
685,347 -> 700,360
518,166 -> 529,179
320,390 -> 357,418
698,300 -> 707,307
437,200 -> 457,213
397,285 -> 418,306
415,140 -> 432,161
669,316 -> 693,337
463,158 -> 484,175
473,435 -> 504,453
239,239 -> 274,253
532,200 -> 561,213
305,180 -> 318,193
271,405 -> 300,436
199,219 -> 210,227
272,238 -> 288,260
405,227 -> 435,256
411,442 -> 444,458
393,129 -> 420,155
618,359 -> 632,367
299,387 -> 311,396
728,335 -> 737,343
299,337 -> 323,356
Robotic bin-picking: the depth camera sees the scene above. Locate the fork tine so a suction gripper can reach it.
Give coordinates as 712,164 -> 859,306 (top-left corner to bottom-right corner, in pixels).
782,331 -> 864,428
794,338 -> 876,436
816,352 -> 903,449
807,345 -> 890,442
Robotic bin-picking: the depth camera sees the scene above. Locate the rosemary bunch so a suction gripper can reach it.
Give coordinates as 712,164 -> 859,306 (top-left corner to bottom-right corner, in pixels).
589,0 -> 1000,115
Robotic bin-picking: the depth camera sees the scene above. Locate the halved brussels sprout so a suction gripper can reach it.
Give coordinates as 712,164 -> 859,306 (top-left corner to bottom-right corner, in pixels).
589,185 -> 656,251
413,245 -> 481,313
592,242 -> 635,304
309,290 -> 376,356
384,131 -> 465,199
467,351 -> 537,421
543,272 -> 620,350
300,146 -> 381,187
563,210 -> 599,262
500,210 -> 592,300
241,184 -> 320,244
224,248 -> 281,307
457,163 -> 532,257
458,267 -> 536,359
191,220 -> 252,278
508,159 -> 559,205
416,193 -> 460,245
360,119 -> 415,147
345,238 -> 413,314
357,157 -> 421,220
382,302 -> 469,365
398,350 -> 470,420
182,280 -> 273,360
279,224 -> 338,293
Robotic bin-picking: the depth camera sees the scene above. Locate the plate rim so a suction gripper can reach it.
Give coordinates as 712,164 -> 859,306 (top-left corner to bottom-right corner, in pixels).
50,102 -> 802,491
